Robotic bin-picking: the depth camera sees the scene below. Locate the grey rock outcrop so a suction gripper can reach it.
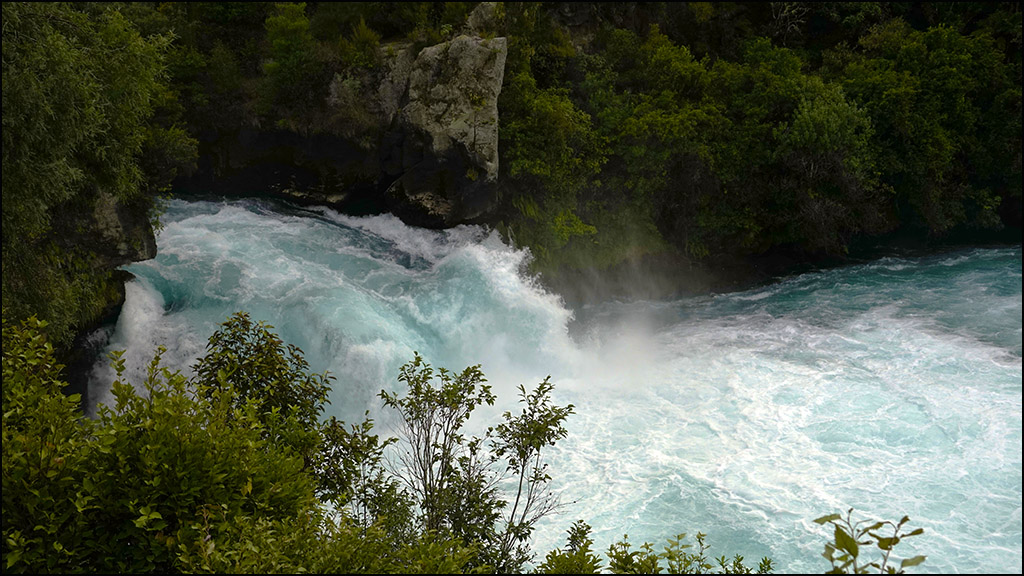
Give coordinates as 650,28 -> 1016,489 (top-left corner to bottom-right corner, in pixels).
89,191 -> 157,267
379,34 -> 507,227
403,35 -> 505,182
184,24 -> 509,230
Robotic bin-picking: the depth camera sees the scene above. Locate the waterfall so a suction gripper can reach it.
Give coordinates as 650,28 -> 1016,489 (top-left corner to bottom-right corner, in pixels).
90,198 -> 1022,573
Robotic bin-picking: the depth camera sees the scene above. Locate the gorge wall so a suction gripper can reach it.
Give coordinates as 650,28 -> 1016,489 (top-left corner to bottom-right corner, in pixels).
179,3 -> 508,230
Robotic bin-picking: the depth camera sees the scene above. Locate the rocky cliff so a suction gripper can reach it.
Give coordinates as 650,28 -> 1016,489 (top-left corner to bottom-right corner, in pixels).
36,190 -> 159,401
179,3 -> 509,229
380,33 -> 507,227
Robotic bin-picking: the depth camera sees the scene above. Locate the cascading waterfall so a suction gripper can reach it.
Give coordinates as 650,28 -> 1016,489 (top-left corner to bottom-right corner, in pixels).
89,198 -> 1022,573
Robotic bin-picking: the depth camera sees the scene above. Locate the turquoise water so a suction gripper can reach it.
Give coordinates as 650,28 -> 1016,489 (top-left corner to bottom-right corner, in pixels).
90,198 -> 1022,573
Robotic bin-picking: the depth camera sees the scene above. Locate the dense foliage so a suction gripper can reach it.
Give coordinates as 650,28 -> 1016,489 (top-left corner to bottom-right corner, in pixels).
83,2 -> 1018,280
5,312 -> 931,573
1,2 -> 196,346
0,312 -> 760,573
0,312 -> 470,573
493,2 -> 1021,273
3,2 -> 1020,340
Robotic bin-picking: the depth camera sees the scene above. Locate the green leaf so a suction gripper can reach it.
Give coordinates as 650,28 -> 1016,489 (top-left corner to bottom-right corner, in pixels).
834,526 -> 859,558
862,522 -> 885,533
6,550 -> 23,569
814,513 -> 842,525
900,555 -> 927,568
875,536 -> 897,551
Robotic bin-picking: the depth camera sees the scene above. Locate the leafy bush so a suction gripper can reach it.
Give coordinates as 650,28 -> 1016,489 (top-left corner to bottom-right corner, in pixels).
1,2 -> 190,346
815,509 -> 925,574
2,313 -> 316,573
535,520 -> 604,574
537,521 -> 774,574
380,355 -> 575,572
338,18 -> 382,70
2,316 -> 89,572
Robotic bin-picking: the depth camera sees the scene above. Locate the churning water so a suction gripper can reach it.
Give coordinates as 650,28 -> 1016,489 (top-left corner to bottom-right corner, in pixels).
89,198 -> 1021,573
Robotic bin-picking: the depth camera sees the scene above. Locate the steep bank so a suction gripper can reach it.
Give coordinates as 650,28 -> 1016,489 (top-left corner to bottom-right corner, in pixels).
1,2 -> 194,362
176,4 -> 509,229
7,2 -> 1020,366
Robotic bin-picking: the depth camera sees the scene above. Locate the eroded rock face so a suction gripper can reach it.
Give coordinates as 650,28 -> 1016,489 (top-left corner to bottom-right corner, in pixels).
381,34 -> 507,227
56,190 -> 157,389
182,19 -> 509,230
404,35 -> 506,182
89,191 -> 157,268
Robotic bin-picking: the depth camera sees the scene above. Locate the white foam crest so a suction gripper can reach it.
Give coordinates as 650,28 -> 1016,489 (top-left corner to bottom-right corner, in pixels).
939,254 -> 973,267
316,208 -> 489,263
87,279 -> 208,416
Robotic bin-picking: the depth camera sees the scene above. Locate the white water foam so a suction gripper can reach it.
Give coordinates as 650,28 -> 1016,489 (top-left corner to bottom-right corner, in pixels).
90,199 -> 1022,573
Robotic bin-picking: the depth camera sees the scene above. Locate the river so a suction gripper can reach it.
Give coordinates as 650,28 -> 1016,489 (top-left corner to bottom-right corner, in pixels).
89,198 -> 1022,573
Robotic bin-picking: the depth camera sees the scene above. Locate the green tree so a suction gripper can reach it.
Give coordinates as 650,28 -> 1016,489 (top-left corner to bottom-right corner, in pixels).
769,79 -> 889,253
2,3 -> 163,241
318,414 -> 414,541
500,69 -> 605,265
191,311 -> 331,431
189,310 -> 407,524
2,2 -> 195,346
338,17 -> 383,70
380,354 -> 575,572
829,19 -> 1020,234
261,2 -> 326,127
497,3 -> 608,269
490,379 -> 575,570
380,355 -> 497,535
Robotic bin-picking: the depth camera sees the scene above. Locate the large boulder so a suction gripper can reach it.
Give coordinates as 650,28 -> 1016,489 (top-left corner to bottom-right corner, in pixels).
381,34 -> 507,227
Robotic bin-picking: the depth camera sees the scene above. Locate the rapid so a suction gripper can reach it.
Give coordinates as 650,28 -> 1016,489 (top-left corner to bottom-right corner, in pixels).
88,198 -> 1022,573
